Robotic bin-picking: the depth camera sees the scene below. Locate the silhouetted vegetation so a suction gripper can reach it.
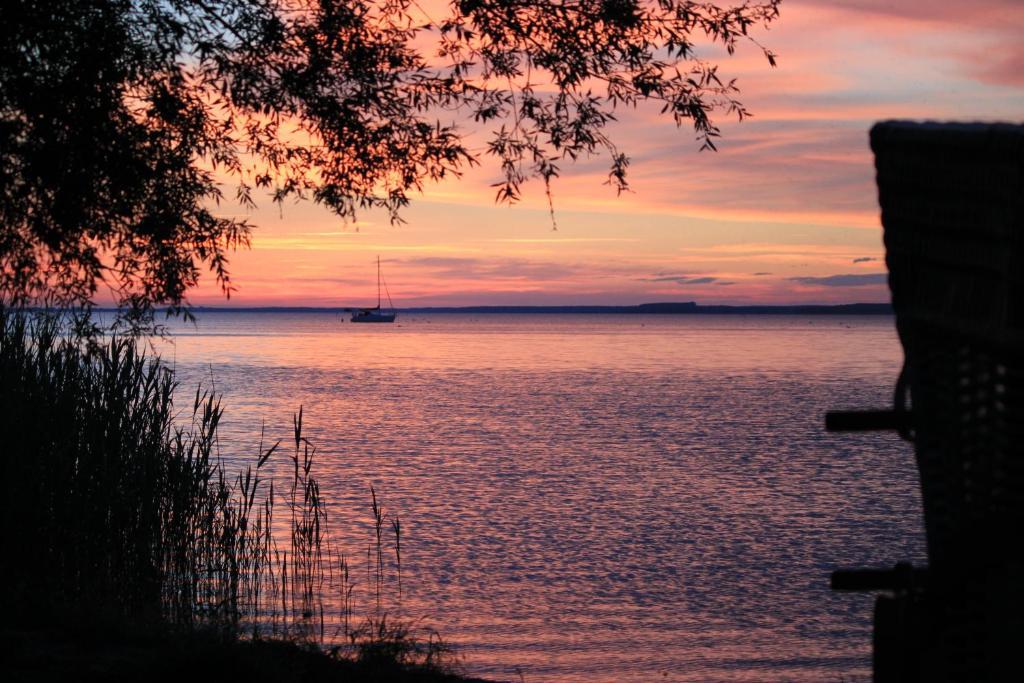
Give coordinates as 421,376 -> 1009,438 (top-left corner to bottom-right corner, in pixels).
4,626 -> 479,683
1,0 -> 779,329
0,308 -> 465,679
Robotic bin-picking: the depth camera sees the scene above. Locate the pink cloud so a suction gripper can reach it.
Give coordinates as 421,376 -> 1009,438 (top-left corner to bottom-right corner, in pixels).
967,44 -> 1024,87
789,0 -> 1024,26
183,0 -> 1022,308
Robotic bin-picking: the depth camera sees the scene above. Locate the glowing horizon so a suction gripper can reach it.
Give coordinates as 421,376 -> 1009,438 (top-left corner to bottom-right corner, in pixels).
182,0 -> 1024,308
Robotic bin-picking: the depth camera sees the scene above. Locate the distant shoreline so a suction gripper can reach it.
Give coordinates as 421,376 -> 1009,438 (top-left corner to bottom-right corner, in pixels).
170,302 -> 893,315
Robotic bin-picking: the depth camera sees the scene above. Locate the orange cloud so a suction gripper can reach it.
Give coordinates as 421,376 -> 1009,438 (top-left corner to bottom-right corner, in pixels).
180,0 -> 1022,308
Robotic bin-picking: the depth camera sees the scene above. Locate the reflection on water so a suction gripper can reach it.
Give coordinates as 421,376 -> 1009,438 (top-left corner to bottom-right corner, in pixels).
154,313 -> 925,682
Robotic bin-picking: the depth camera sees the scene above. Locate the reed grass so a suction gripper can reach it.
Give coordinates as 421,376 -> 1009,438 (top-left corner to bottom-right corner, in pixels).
0,307 -> 460,677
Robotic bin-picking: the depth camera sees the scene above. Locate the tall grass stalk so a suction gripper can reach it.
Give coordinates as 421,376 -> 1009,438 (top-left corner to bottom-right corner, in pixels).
0,310 -> 314,635
0,308 -> 456,673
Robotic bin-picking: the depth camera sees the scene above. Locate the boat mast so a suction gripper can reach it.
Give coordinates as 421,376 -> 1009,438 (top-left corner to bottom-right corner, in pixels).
377,255 -> 381,309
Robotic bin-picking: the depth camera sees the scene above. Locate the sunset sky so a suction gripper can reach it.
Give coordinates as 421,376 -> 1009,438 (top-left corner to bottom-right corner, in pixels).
189,0 -> 1024,308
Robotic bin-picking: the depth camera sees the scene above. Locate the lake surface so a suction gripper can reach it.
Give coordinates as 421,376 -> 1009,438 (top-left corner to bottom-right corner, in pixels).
152,312 -> 926,682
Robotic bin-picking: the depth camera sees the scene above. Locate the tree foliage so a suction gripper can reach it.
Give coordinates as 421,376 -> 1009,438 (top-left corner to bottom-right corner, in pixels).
0,0 -> 779,328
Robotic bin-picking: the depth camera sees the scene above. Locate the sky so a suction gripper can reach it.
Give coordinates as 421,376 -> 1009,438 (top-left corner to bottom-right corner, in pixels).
188,0 -> 1024,308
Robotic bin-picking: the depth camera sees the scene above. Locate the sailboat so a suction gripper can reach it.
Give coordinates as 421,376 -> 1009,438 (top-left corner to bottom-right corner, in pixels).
350,256 -> 397,323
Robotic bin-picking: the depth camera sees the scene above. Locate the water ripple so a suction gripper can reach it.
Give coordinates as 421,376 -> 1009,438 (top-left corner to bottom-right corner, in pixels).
165,314 -> 924,682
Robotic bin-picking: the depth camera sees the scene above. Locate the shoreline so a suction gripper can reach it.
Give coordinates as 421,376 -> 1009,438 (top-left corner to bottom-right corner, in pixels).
4,626 -> 497,683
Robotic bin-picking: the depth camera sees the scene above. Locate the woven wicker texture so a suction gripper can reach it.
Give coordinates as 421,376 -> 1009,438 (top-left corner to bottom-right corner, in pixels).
872,120 -> 1024,681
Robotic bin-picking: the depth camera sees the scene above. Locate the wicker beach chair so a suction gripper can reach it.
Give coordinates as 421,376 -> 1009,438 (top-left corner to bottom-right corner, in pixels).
829,121 -> 1024,682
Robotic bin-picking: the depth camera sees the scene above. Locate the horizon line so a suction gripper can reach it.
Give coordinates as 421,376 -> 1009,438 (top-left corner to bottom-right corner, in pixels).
121,301 -> 894,314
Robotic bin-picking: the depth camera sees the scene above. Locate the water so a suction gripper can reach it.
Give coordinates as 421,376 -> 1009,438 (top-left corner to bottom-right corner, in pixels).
155,312 -> 926,682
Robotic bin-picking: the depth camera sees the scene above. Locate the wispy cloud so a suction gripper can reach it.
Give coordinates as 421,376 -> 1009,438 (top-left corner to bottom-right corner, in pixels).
636,273 -> 718,285
966,45 -> 1024,87
791,0 -> 1024,26
788,273 -> 887,287
189,0 -> 1024,307
399,256 -> 586,282
491,237 -> 639,244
